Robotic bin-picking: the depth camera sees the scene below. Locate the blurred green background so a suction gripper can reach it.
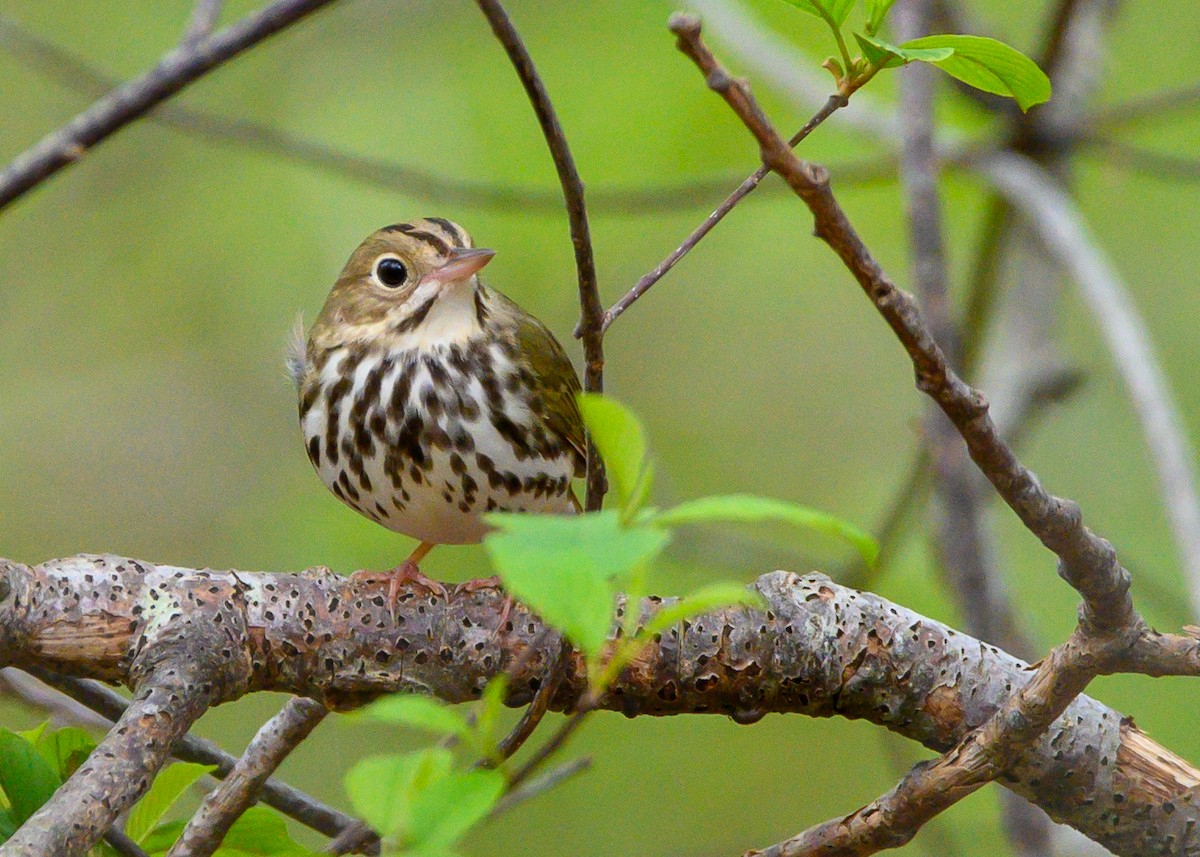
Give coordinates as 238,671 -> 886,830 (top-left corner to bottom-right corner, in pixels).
2,0 -> 1199,854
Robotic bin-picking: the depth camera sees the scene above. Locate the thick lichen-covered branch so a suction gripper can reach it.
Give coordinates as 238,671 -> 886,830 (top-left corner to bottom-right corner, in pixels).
0,554 -> 1198,855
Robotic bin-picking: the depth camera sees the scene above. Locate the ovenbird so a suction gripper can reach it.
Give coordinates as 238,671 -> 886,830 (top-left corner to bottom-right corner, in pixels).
289,218 -> 585,601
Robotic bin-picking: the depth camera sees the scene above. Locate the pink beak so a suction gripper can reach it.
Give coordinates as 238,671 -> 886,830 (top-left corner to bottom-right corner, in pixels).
423,247 -> 496,287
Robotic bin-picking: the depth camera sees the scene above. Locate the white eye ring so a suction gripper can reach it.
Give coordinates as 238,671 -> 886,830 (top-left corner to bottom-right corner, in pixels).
372,254 -> 409,288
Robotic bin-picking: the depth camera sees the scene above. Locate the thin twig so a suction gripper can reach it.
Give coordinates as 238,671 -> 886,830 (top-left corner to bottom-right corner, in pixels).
486,637 -> 572,765
0,0 -> 340,211
473,0 -> 607,510
168,697 -> 329,857
600,93 -> 848,333
0,667 -> 112,730
491,757 -> 591,818
0,13 -> 857,217
506,701 -> 595,789
102,830 -> 150,857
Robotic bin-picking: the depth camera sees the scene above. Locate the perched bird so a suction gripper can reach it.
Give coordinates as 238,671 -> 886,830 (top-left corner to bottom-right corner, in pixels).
289,218 -> 585,603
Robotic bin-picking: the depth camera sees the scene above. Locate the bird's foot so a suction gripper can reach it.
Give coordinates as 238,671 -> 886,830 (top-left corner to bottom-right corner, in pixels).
454,576 -> 513,632
351,561 -> 449,614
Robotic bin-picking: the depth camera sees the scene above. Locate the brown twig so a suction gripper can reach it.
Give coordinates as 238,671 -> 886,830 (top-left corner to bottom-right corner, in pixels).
473,0 -> 607,510
0,0 -> 339,212
491,756 -> 591,817
663,15 -> 1200,854
600,94 -> 849,334
487,636 -> 573,766
168,697 -> 329,857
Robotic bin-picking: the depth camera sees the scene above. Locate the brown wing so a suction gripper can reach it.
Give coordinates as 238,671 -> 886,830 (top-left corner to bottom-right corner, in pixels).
507,299 -> 587,478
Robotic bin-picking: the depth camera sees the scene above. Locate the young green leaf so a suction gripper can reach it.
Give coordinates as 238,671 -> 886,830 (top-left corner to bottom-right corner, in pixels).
0,728 -> 60,824
865,0 -> 898,34
126,762 -> 216,843
779,0 -> 855,26
471,675 -> 510,760
653,494 -> 877,566
35,726 -> 96,780
853,32 -> 952,67
344,749 -> 453,839
218,805 -> 320,855
406,770 -> 505,849
577,394 -> 651,515
484,511 -> 670,657
640,583 -> 766,641
0,808 -> 17,844
359,695 -> 471,739
900,34 -> 1051,110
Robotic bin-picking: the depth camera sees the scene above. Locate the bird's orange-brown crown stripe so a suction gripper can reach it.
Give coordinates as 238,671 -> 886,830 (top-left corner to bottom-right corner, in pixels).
382,221 -> 451,255
424,217 -> 470,248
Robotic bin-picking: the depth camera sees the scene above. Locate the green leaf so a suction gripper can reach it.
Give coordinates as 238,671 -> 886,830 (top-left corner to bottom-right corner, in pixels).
865,0 -> 897,34
641,583 -> 766,640
344,749 -> 453,839
0,807 -> 18,844
472,675 -> 509,760
779,0 -> 855,26
484,511 -> 670,657
854,32 -> 952,67
407,770 -> 504,849
576,394 -> 651,515
900,34 -> 1051,110
138,819 -> 186,853
0,728 -> 61,824
359,695 -> 471,739
35,727 -> 96,780
653,494 -> 877,566
220,806 -> 319,855
126,762 -> 215,844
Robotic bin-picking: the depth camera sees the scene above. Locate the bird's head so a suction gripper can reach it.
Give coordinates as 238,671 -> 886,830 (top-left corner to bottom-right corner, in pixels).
308,218 -> 496,349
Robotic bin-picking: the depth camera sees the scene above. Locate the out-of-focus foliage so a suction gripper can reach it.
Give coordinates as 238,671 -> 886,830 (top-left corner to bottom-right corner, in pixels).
2,1 -> 1200,854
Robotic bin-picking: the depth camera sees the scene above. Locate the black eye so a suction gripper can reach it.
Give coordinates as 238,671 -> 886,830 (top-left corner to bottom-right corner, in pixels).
374,257 -> 408,288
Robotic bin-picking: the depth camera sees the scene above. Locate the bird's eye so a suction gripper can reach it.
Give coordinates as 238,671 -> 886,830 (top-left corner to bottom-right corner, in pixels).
373,256 -> 408,288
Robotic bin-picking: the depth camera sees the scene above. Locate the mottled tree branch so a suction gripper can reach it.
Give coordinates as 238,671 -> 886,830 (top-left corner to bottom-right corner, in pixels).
168,697 -> 328,857
0,0 -> 341,211
0,556 -> 1198,855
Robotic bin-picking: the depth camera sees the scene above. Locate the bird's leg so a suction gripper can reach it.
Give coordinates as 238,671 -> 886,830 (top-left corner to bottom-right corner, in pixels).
454,576 -> 513,631
351,541 -> 447,611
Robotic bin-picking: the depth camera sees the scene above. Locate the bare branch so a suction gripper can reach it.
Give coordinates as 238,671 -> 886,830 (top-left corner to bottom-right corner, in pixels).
976,151 -> 1200,622
0,0 -> 340,212
490,756 -> 591,818
600,93 -> 850,332
472,0 -> 606,510
168,697 -> 328,857
0,667 -> 112,730
0,14 -> 858,218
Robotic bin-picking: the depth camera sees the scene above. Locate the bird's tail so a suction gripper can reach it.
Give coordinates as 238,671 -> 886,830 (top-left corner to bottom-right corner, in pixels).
284,313 -> 307,389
